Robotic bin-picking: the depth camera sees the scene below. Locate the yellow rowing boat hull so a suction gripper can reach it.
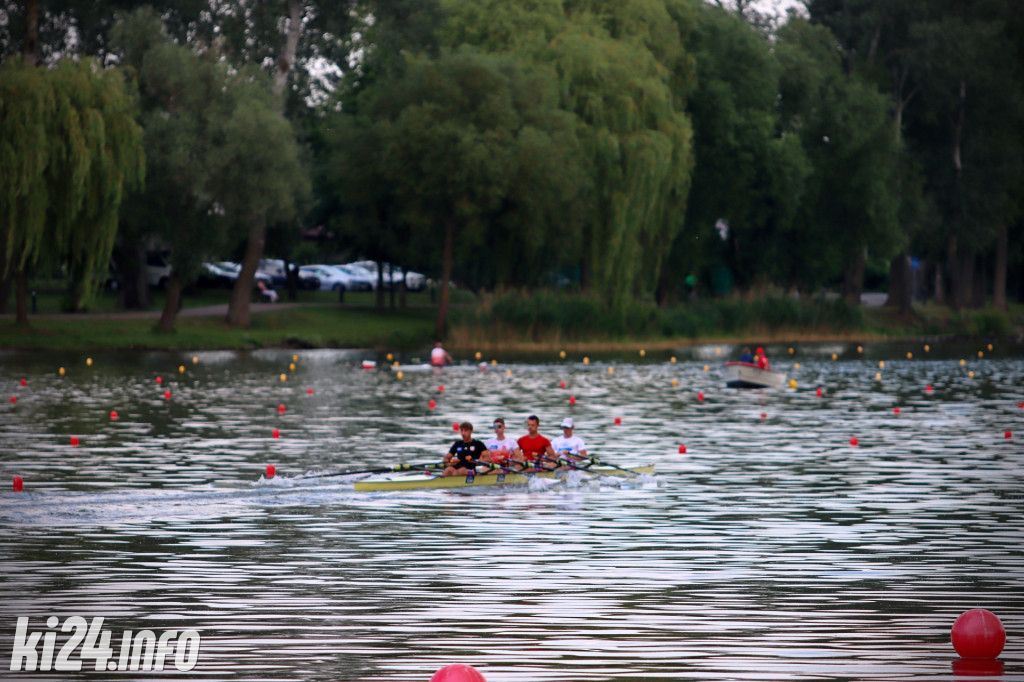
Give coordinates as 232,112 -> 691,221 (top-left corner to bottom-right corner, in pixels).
353,464 -> 656,492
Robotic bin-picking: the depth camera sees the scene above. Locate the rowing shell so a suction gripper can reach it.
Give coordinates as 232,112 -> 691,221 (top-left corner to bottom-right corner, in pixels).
353,464 -> 656,492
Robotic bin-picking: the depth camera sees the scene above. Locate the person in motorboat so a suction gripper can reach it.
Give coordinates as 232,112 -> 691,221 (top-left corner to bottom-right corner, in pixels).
430,342 -> 454,367
550,417 -> 588,468
485,417 -> 521,471
443,422 -> 488,475
739,348 -> 754,364
517,415 -> 557,470
755,347 -> 771,370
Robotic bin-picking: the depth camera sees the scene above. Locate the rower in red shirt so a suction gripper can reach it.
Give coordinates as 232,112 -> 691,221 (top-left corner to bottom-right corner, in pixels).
516,414 -> 557,470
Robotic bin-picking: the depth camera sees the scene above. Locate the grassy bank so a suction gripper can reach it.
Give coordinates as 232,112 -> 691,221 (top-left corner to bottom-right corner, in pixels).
2,287 -> 1021,351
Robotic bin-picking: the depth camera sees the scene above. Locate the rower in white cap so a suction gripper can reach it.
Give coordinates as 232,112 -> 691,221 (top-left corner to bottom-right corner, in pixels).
550,417 -> 588,464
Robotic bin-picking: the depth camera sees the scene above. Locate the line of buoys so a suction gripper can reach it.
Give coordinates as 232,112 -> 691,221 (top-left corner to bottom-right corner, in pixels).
431,664 -> 486,681
266,464 -> 276,478
13,476 -> 23,492
951,608 -> 1005,659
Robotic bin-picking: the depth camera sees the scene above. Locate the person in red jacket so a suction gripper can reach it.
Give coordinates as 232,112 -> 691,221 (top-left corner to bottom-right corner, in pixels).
755,346 -> 770,370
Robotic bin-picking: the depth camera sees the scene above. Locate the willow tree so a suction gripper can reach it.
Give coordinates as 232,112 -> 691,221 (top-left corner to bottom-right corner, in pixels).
0,57 -> 144,322
440,0 -> 697,310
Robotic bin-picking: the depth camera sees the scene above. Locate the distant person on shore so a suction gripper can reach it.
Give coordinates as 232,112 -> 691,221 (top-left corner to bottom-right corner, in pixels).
755,346 -> 770,370
550,417 -> 588,467
257,279 -> 278,303
430,342 -> 454,367
739,348 -> 754,364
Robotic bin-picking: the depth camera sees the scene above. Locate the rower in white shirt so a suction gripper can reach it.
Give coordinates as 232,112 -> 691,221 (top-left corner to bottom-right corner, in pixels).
484,417 -> 521,469
550,417 -> 587,464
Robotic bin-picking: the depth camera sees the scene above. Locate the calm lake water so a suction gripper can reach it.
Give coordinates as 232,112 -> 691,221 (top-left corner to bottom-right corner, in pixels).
1,341 -> 1022,681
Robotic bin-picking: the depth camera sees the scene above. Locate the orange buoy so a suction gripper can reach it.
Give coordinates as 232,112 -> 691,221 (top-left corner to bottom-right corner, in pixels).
13,476 -> 23,492
430,664 -> 486,682
272,428 -> 280,439
266,464 -> 276,479
951,609 -> 1005,659
678,444 -> 687,454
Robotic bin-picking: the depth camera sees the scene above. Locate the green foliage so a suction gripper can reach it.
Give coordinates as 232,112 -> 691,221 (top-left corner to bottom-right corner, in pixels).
0,56 -> 144,311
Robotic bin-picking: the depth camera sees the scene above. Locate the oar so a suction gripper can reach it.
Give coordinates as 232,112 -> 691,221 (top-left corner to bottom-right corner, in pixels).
576,455 -> 640,477
298,462 -> 445,479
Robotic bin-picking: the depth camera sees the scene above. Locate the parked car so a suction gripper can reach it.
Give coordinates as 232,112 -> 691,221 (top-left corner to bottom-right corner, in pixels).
200,262 -> 273,289
299,265 -> 373,292
146,251 -> 172,289
349,261 -> 427,291
259,258 -> 319,289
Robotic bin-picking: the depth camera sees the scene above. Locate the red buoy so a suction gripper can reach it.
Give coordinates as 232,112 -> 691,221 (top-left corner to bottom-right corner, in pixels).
1005,430 -> 1012,439
266,464 -> 276,479
614,417 -> 622,425
894,406 -> 900,415
20,378 -> 26,387
927,385 -> 933,393
110,410 -> 118,420
438,384 -> 444,393
9,396 -> 15,404
13,476 -> 23,492
428,399 -> 436,410
70,436 -> 79,446
816,388 -> 823,397
156,376 -> 162,384
697,391 -> 704,402
953,659 -> 1004,677
307,388 -> 314,394
1018,402 -> 1023,409
951,608 -> 1005,659
278,404 -> 286,413
430,664 -> 486,682
559,381 -> 566,389
850,436 -> 858,446
761,412 -> 766,420
164,391 -> 171,400
453,423 -> 460,431
569,396 -> 576,405
678,445 -> 687,454
272,428 -> 280,439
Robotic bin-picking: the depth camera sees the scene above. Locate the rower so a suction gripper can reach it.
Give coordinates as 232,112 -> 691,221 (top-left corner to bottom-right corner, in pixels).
485,417 -> 520,470
739,347 -> 753,364
430,342 -> 453,367
516,415 -> 557,470
443,422 -> 488,475
550,417 -> 587,467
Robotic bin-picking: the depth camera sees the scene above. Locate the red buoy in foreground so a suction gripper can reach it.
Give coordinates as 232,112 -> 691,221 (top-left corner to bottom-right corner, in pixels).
678,444 -> 687,454
13,476 -> 23,492
430,664 -> 486,682
266,464 -> 276,479
614,416 -> 622,425
850,436 -> 858,446
951,608 -> 1005,659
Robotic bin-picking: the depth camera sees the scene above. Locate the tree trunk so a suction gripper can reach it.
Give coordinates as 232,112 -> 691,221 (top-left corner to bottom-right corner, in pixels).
0,235 -> 10,314
157,272 -> 182,332
375,259 -> 385,311
272,0 -> 304,108
226,221 -> 265,328
993,223 -> 1007,310
946,234 -> 961,311
971,254 -> 985,309
885,253 -> 912,314
841,246 -> 866,306
15,267 -> 29,325
22,0 -> 39,66
933,261 -> 945,306
434,216 -> 455,339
